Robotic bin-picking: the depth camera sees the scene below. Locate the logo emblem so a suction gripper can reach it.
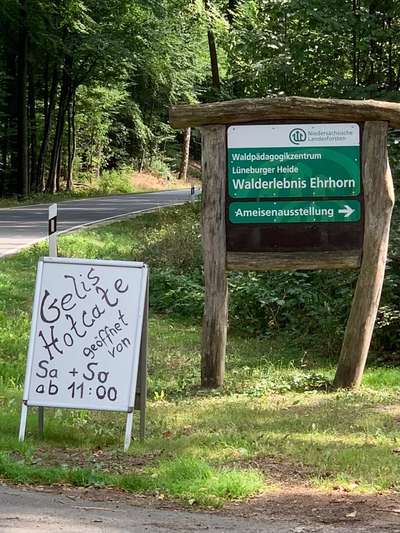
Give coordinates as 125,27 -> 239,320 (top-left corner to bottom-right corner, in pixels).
289,128 -> 307,145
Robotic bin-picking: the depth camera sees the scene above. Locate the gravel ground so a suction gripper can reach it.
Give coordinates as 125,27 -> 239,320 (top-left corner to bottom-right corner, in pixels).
1,484 -> 400,533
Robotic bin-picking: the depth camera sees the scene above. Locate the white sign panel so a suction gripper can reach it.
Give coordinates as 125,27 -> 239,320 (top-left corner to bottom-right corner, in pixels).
22,257 -> 148,413
227,123 -> 360,148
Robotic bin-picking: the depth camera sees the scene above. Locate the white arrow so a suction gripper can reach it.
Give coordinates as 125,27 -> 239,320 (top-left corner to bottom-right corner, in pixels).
338,204 -> 355,218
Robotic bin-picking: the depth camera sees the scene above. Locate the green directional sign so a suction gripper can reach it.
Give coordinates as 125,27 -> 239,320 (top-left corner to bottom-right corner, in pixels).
227,124 -> 361,199
229,200 -> 361,224
226,123 -> 363,253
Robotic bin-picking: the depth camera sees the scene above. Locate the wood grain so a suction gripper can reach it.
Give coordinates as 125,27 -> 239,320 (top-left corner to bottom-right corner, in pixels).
227,251 -> 361,271
334,121 -> 394,389
170,96 -> 400,128
200,125 -> 228,388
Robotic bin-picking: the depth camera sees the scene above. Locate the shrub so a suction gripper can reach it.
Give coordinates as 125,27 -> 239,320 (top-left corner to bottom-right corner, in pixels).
97,168 -> 134,194
141,201 -> 400,359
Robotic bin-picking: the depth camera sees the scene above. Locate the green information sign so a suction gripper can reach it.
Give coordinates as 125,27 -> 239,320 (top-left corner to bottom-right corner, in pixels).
227,124 -> 361,200
229,200 -> 361,224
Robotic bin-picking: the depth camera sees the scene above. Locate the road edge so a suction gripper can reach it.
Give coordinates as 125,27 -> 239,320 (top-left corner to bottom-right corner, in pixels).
0,201 -> 188,259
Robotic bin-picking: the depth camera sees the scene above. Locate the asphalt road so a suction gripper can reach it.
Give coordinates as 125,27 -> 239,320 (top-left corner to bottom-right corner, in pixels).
0,189 -> 191,257
0,485 -> 384,533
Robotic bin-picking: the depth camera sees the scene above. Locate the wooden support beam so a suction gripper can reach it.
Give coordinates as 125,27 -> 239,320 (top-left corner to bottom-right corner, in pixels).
170,96 -> 400,129
200,125 -> 228,388
334,121 -> 394,389
227,251 -> 361,271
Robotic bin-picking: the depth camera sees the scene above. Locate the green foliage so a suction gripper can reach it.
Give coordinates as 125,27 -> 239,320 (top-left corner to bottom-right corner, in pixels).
96,168 -> 134,194
150,268 -> 204,316
0,0 -> 210,195
225,0 -> 400,100
154,457 -> 263,506
147,159 -> 173,180
76,85 -> 128,175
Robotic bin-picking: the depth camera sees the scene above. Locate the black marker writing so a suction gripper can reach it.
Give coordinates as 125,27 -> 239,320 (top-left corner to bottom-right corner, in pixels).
39,326 -> 63,360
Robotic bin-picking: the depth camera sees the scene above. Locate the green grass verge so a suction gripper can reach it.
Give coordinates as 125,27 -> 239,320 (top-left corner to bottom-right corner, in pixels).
0,204 -> 400,506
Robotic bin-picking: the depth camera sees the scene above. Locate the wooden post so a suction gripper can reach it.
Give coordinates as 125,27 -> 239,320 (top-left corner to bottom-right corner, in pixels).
334,121 -> 395,389
200,125 -> 228,388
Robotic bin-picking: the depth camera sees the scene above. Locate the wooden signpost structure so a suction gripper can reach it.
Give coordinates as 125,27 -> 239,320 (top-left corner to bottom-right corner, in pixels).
170,96 -> 397,389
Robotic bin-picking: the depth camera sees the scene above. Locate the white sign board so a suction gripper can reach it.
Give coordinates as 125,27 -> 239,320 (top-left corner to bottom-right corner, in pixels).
19,257 -> 148,449
227,123 -> 360,148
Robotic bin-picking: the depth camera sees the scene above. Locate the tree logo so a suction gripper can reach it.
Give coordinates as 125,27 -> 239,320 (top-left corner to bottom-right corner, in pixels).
289,128 -> 307,145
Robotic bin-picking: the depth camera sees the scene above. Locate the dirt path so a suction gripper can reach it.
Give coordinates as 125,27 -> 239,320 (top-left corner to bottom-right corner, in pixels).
1,483 -> 400,532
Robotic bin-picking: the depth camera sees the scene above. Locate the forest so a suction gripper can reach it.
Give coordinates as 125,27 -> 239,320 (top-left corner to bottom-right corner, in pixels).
0,0 -> 399,198
2,1 -> 400,511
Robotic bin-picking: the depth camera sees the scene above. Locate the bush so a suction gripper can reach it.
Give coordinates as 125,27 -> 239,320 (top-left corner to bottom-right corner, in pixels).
141,201 -> 400,360
136,201 -> 354,353
148,159 -> 173,180
97,168 -> 134,194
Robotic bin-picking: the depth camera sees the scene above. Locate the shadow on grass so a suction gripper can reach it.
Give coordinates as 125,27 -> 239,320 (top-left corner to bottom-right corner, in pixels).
1,388 -> 400,494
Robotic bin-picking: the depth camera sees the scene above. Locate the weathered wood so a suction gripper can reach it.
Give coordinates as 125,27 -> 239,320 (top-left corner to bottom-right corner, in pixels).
170,96 -> 400,128
201,125 -> 228,388
334,121 -> 394,389
227,251 -> 361,271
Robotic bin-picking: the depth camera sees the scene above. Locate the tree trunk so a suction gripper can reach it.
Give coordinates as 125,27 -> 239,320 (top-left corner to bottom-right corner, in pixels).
226,0 -> 238,25
37,64 -> 59,191
28,59 -> 38,192
96,145 -> 102,179
56,145 -> 62,192
5,46 -> 18,195
178,127 -> 191,181
0,119 -> 7,196
352,0 -> 359,86
46,55 -> 72,193
17,0 -> 29,196
204,0 -> 221,90
1,55 -> 12,196
207,31 -> 220,90
66,92 -> 76,191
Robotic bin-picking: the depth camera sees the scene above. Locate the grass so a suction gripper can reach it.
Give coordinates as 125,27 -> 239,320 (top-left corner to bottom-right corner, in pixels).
0,204 -> 400,506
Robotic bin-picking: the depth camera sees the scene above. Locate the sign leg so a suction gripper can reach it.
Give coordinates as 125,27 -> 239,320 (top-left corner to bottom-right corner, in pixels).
139,281 -> 148,441
124,411 -> 134,452
19,404 -> 28,442
38,407 -> 44,436
139,400 -> 146,442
